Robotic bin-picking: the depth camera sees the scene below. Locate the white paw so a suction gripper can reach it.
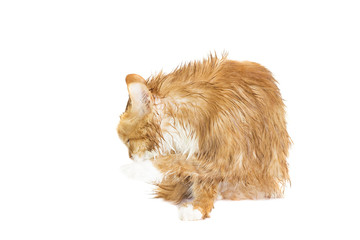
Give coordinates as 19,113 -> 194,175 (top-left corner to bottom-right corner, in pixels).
178,204 -> 203,221
120,161 -> 162,182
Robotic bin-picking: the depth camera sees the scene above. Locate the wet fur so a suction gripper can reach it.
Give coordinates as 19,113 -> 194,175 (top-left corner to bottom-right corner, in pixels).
117,54 -> 291,219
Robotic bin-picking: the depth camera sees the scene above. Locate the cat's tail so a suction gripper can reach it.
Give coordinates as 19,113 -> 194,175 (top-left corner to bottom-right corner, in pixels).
154,177 -> 192,204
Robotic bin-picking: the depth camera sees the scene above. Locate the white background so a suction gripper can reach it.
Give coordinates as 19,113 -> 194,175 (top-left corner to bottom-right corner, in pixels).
1,0 -> 359,239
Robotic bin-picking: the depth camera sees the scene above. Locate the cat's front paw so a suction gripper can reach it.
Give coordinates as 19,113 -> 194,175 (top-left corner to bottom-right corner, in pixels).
178,204 -> 203,221
120,161 -> 162,182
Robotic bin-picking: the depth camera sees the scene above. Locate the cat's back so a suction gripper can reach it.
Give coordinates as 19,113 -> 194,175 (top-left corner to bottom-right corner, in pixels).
147,56 -> 281,111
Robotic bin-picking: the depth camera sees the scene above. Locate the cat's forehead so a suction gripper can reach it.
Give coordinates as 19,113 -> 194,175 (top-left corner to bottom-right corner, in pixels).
118,113 -> 136,137
118,111 -> 149,137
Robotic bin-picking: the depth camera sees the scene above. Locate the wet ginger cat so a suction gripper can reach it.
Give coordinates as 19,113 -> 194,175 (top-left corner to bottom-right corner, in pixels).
117,54 -> 291,220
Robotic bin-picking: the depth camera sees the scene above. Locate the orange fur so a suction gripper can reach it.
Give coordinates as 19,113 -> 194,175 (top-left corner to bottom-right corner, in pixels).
117,54 -> 291,220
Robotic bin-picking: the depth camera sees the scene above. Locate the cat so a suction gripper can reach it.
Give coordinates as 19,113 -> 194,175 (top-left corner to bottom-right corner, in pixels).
117,54 -> 291,220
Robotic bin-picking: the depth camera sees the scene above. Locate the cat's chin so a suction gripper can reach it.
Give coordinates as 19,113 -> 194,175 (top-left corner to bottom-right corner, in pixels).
120,160 -> 163,183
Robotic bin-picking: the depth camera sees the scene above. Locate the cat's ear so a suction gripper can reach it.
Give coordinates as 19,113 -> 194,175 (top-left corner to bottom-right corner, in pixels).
125,74 -> 153,116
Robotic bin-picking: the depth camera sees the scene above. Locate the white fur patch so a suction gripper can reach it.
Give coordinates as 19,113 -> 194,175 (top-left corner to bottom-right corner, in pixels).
120,160 -> 162,183
178,204 -> 203,221
160,119 -> 198,158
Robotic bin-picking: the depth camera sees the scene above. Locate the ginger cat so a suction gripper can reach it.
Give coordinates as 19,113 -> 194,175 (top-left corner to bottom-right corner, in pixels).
117,54 -> 291,220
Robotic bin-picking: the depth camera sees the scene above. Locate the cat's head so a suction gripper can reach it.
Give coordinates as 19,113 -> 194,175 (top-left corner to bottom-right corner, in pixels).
117,74 -> 159,161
